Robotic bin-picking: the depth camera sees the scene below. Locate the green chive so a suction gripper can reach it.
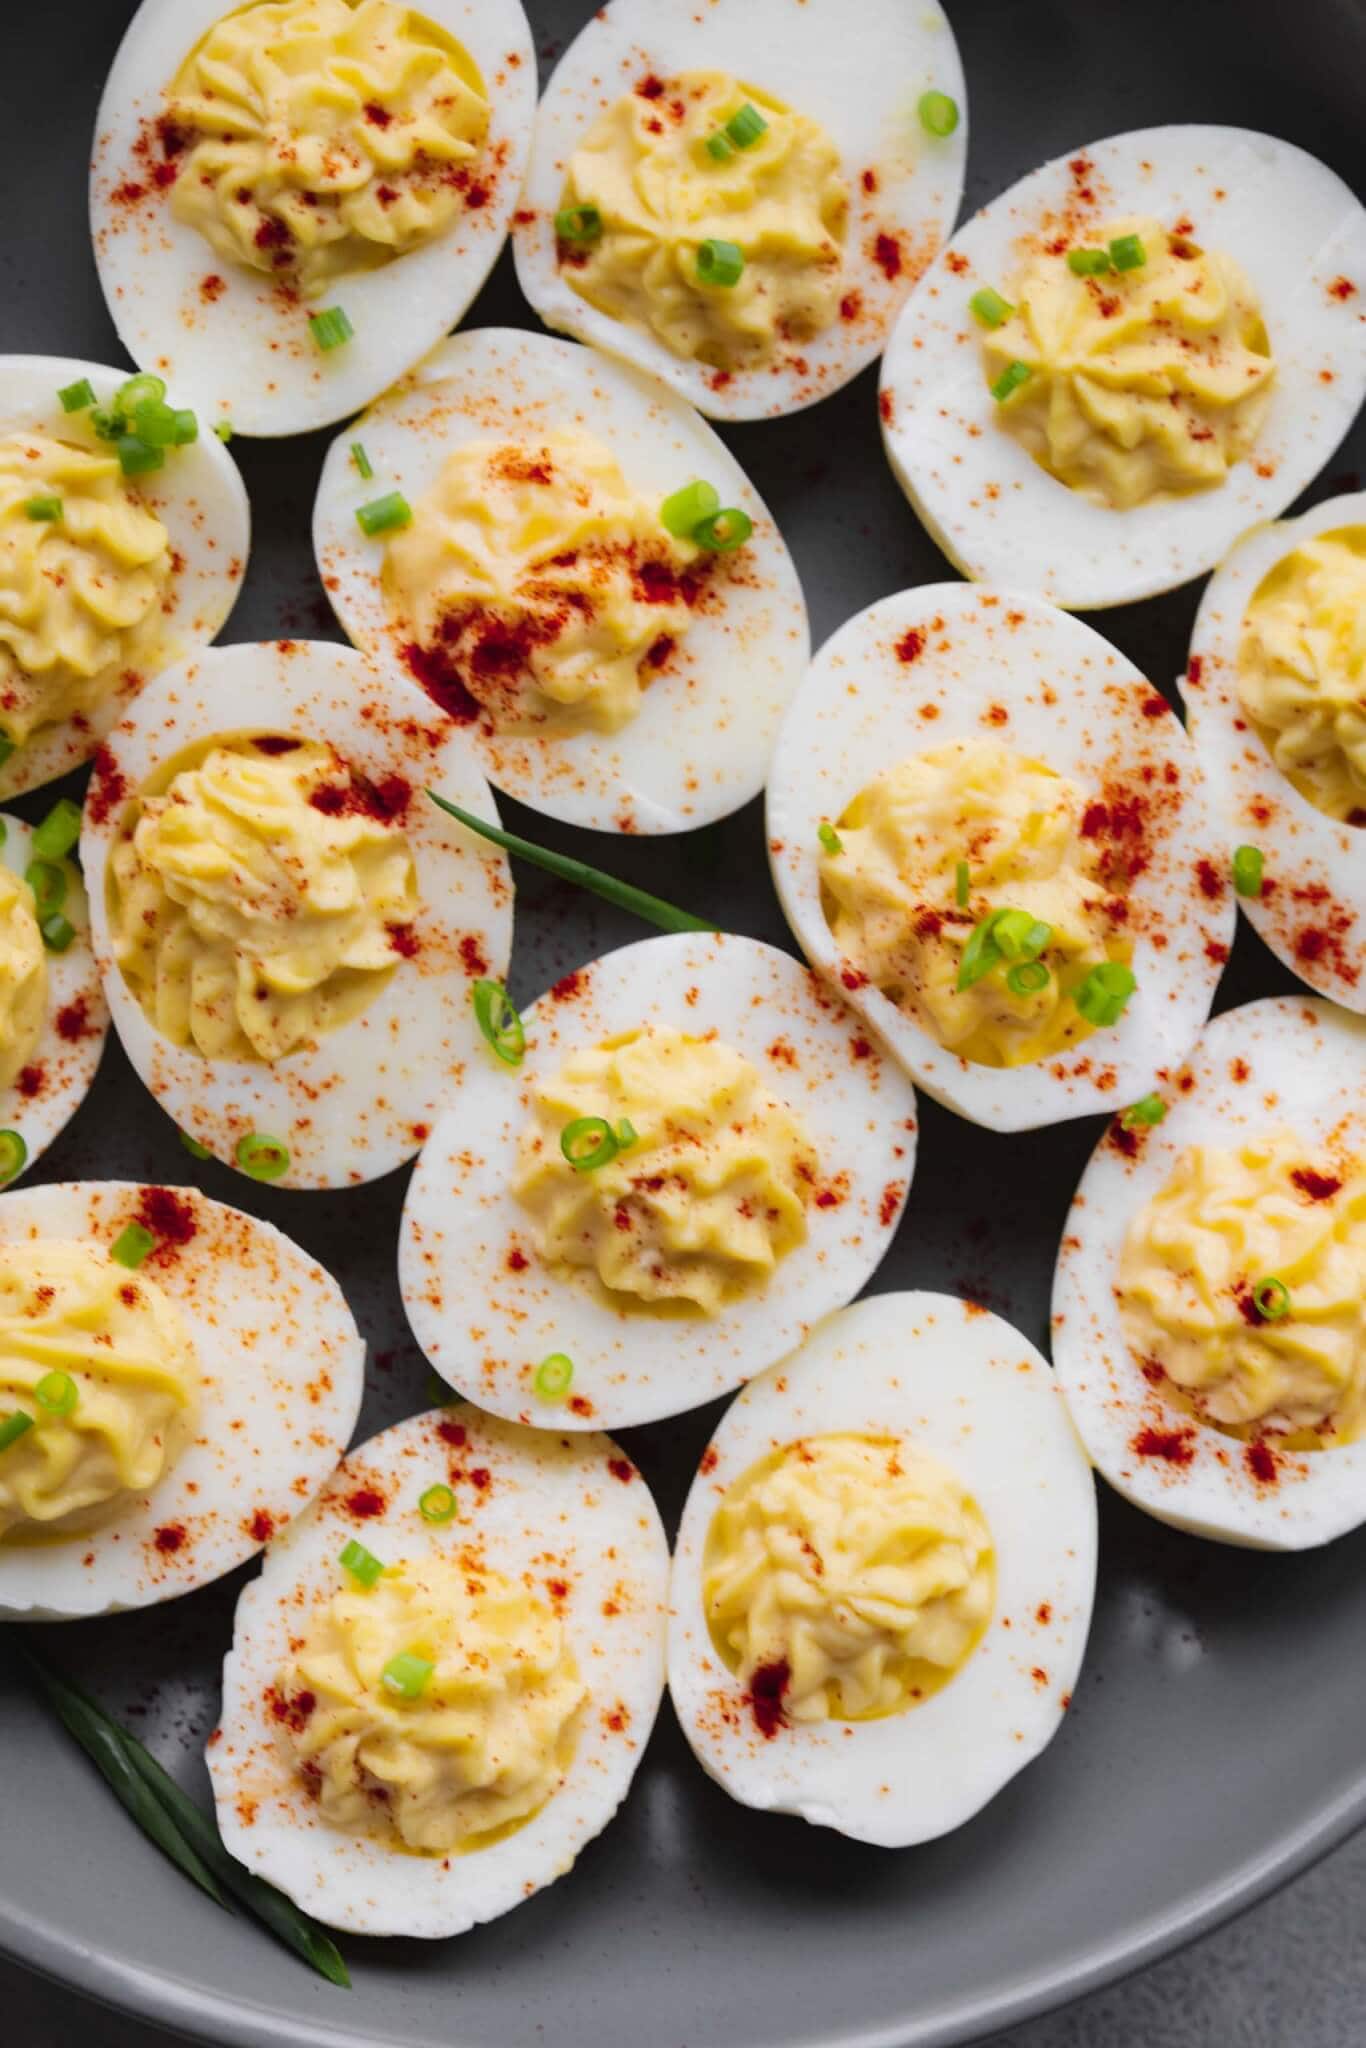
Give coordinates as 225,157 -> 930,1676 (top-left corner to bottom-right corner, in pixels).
725,103 -> 768,149
991,910 -> 1052,962
697,239 -> 744,287
350,441 -> 373,480
0,1411 -> 34,1453
818,822 -> 843,855
355,490 -> 412,537
427,790 -> 716,935
58,378 -> 96,413
990,360 -> 1033,403
32,797 -> 82,862
1253,1276 -> 1291,1321
0,737 -> 14,770
661,479 -> 720,538
1232,844 -> 1264,897
1006,960 -> 1050,995
90,406 -> 123,443
236,1132 -> 290,1181
554,205 -> 602,244
131,399 -> 197,447
0,1130 -> 27,1185
179,1129 -> 213,1159
969,287 -> 1014,328
111,1222 -> 155,1270
1066,247 -> 1112,276
1074,961 -> 1137,1026
1109,233 -> 1146,272
116,373 -> 167,412
692,507 -> 753,551
704,131 -> 734,162
308,307 -> 354,352
25,860 -> 66,918
534,1352 -> 573,1401
955,859 -> 970,906
35,1370 -> 78,1416
1122,1094 -> 1167,1129
41,913 -> 76,953
115,434 -> 165,477
23,496 -> 62,522
917,90 -> 959,137
617,1117 -> 638,1148
560,1115 -> 619,1172
381,1651 -> 434,1700
340,1538 -> 384,1588
472,978 -> 525,1066
418,1482 -> 457,1524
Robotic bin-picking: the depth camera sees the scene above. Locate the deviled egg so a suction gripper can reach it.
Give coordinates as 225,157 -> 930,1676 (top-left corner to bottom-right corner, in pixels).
399,931 -> 918,1430
514,0 -> 967,422
1182,490 -> 1364,1010
0,1178 -> 364,1619
0,355 -> 247,797
767,582 -> 1233,1131
210,1408 -> 670,1935
91,0 -> 537,436
314,327 -> 808,833
669,1291 -> 1097,1844
881,127 -> 1366,608
1053,996 -> 1366,1549
80,638 -> 512,1189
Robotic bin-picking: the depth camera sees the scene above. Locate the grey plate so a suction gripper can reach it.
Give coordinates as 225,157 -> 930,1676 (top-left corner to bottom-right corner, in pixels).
1,3 -> 1364,2045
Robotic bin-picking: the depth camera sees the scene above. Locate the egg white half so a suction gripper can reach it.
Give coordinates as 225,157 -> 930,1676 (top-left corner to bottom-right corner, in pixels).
0,1179 -> 365,1619
210,1407 -> 670,1936
79,639 -> 513,1190
668,1291 -> 1097,1846
881,127 -> 1366,609
314,327 -> 810,833
399,931 -> 918,1430
1052,996 -> 1366,1549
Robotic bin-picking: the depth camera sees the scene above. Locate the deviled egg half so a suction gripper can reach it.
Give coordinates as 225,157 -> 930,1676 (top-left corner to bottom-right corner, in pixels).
669,1292 -> 1097,1845
400,931 -> 918,1430
0,355 -> 247,798
91,0 -> 537,436
767,583 -> 1233,1132
210,1408 -> 669,1936
1182,490 -> 1365,1010
514,0 -> 967,423
80,639 -> 512,1189
881,127 -> 1366,609
1053,997 -> 1366,1550
0,1179 -> 364,1619
315,327 -> 809,833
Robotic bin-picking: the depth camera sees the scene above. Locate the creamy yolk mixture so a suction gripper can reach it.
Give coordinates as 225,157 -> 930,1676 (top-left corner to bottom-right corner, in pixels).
108,736 -> 418,1062
0,863 -> 47,1092
386,428 -> 698,735
704,1434 -> 994,1723
820,738 -> 1130,1068
279,1554 -> 585,1852
1117,1130 -> 1366,1446
558,70 -> 847,372
0,432 -> 171,760
513,1027 -> 818,1316
1237,527 -> 1366,825
165,0 -> 490,298
983,216 -> 1275,509
0,1240 -> 199,1539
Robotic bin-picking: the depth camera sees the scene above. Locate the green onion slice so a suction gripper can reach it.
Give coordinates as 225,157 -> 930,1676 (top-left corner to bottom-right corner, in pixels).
560,1115 -> 619,1172
1109,233 -> 1146,271
236,1132 -> 290,1182
381,1651 -> 434,1700
990,359 -> 1033,403
692,507 -> 753,551
992,910 -> 1052,962
1121,1094 -> 1167,1129
32,797 -> 81,861
697,238 -> 744,287
1232,844 -> 1264,897
704,131 -> 734,162
350,441 -> 373,480
179,1129 -> 212,1159
308,307 -> 354,352
213,420 -> 234,442
418,1482 -> 457,1525
116,373 -> 167,412
41,913 -> 75,954
917,90 -> 959,137
1253,1276 -> 1291,1322
35,1370 -> 78,1416
725,103 -> 768,148
534,1351 -> 574,1401
58,378 -> 96,413
339,1537 -> 385,1588
355,490 -> 412,537
818,822 -> 843,855
111,1222 -> 155,1270
616,1117 -> 638,1149
1067,246 -> 1112,276
1074,961 -> 1137,1027
0,1130 -> 27,1185
0,1410 -> 34,1453
554,205 -> 602,244
25,860 -> 66,919
955,859 -> 970,907
969,287 -> 1013,328
957,911 -> 1005,990
661,479 -> 720,538
472,978 -> 525,1066
115,434 -> 165,477
23,496 -> 62,522
130,398 -> 197,448
1006,960 -> 1050,995
0,737 -> 14,771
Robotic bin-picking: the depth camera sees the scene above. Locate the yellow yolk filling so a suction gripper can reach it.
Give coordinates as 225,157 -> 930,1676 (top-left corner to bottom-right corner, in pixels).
0,863 -> 47,1093
1117,1130 -> 1366,1446
165,0 -> 490,299
385,428 -> 698,735
820,738 -> 1130,1068
558,70 -> 847,373
983,216 -> 1275,510
1237,527 -> 1366,825
107,736 -> 418,1062
279,1554 -> 586,1853
704,1434 -> 994,1722
0,432 -> 171,757
0,1240 -> 199,1540
513,1027 -> 818,1316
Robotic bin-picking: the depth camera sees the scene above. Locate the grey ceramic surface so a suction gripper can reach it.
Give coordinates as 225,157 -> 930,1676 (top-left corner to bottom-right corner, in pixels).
1,3 -> 1363,2046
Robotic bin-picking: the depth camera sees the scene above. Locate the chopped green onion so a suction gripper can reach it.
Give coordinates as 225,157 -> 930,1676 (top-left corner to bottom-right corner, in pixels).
472,978 -> 525,1066
428,790 -> 716,936
1006,960 -> 1050,995
1232,844 -> 1264,897
339,1538 -> 385,1588
25,860 -> 66,918
957,911 -> 1006,990
35,1370 -> 78,1416
955,859 -> 970,907
418,1482 -> 457,1524
554,205 -> 602,244
560,1115 -> 619,1172
350,441 -> 373,480
0,820 -> 6,846
697,238 -> 744,288
23,496 -> 62,522
90,406 -> 122,442
131,398 -> 197,447
213,420 -> 234,442
111,1222 -> 155,1270
725,103 -> 768,149
692,507 -> 753,551
991,910 -> 1052,962
1066,246 -> 1112,276
236,1132 -> 290,1181
917,90 -> 959,137
534,1352 -> 574,1401
704,131 -> 734,162
0,737 -> 14,771
1074,961 -> 1137,1027
990,360 -> 1033,403
32,797 -> 82,862
969,287 -> 1014,329
661,479 -> 720,538
179,1129 -> 212,1159
617,1117 -> 638,1149
1253,1276 -> 1291,1322
0,1130 -> 27,1185
355,490 -> 412,537
1122,1094 -> 1167,1129
116,373 -> 167,412
41,912 -> 75,953
818,822 -> 843,855
58,378 -> 96,413
115,434 -> 165,477
1109,233 -> 1147,272
381,1651 -> 434,1700
308,306 -> 354,352
0,1410 -> 34,1452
